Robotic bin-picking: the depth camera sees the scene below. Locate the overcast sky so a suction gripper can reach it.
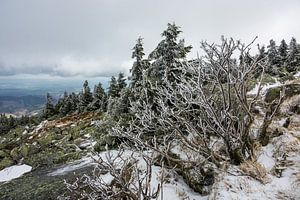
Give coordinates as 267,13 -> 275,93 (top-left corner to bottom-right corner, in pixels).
0,0 -> 299,77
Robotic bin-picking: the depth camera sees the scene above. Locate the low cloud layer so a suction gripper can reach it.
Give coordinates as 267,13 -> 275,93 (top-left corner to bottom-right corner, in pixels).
0,0 -> 299,77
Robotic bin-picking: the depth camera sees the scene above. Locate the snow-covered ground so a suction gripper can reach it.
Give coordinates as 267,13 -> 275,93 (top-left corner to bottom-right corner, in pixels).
211,99 -> 300,200
212,133 -> 300,200
50,110 -> 300,199
50,150 -> 207,199
151,165 -> 207,200
0,164 -> 32,182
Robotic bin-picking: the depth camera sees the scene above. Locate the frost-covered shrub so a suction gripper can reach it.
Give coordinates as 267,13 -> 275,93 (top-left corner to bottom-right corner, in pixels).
59,150 -> 161,200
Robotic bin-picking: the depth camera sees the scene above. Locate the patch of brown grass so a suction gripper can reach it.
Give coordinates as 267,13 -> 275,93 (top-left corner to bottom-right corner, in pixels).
240,160 -> 268,184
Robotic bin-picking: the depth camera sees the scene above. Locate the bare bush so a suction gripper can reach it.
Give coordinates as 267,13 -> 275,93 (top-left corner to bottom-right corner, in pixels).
59,150 -> 161,200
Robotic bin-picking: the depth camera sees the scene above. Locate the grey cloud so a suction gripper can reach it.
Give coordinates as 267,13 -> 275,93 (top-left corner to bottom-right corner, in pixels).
0,0 -> 299,77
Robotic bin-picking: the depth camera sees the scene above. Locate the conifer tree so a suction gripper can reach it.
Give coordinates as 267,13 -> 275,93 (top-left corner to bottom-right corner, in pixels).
70,92 -> 79,112
59,92 -> 73,116
108,76 -> 119,98
267,39 -> 279,66
288,38 -> 299,62
278,39 -> 288,60
117,72 -> 127,91
107,88 -> 131,119
8,115 -> 15,127
130,37 -> 145,88
56,91 -> 68,115
129,37 -> 151,104
78,80 -> 93,112
44,93 -> 55,118
149,23 -> 192,84
90,83 -> 107,111
287,37 -> 300,72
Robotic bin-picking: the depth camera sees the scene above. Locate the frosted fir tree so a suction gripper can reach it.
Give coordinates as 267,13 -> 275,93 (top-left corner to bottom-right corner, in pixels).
89,83 -> 107,112
69,92 -> 79,112
129,37 -> 151,104
266,39 -> 280,75
56,91 -> 68,115
288,38 -> 299,63
108,76 -> 119,98
130,37 -> 146,89
54,97 -> 63,115
267,39 -> 280,66
44,93 -> 55,118
286,37 -> 300,72
107,73 -> 128,117
278,39 -> 288,60
107,88 -> 131,119
78,80 -> 93,112
149,23 -> 192,84
59,92 -> 74,116
116,72 -> 127,92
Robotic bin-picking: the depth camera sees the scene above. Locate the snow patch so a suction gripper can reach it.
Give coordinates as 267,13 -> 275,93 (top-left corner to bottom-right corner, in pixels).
257,143 -> 275,171
151,166 -> 207,200
0,164 -> 32,182
48,157 -> 93,176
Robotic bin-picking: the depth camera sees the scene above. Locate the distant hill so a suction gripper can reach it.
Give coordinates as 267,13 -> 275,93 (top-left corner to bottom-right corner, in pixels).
0,95 -> 45,115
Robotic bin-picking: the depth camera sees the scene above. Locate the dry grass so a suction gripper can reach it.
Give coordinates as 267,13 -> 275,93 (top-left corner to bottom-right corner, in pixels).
295,171 -> 300,184
240,160 -> 268,184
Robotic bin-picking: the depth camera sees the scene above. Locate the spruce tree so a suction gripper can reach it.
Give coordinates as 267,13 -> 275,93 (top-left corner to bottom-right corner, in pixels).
278,39 -> 288,60
129,37 -> 151,104
289,38 -> 299,61
130,37 -> 145,88
90,83 -> 107,111
287,37 -> 300,72
267,39 -> 279,66
44,93 -> 55,118
70,92 -> 79,112
107,88 -> 131,119
57,91 -> 69,116
78,80 -> 93,113
59,94 -> 73,116
149,23 -> 192,84
8,115 -> 15,127
117,72 -> 127,92
108,76 -> 119,98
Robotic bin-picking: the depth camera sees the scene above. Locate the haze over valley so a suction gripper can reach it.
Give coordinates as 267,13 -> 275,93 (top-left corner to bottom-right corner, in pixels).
0,75 -> 110,115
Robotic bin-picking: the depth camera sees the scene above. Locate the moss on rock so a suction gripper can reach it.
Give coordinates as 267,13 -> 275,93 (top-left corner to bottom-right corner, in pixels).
0,150 -> 9,158
10,147 -> 21,161
0,157 -> 14,170
19,144 -> 30,158
265,87 -> 282,103
265,83 -> 300,103
0,165 -> 94,200
37,132 -> 56,147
